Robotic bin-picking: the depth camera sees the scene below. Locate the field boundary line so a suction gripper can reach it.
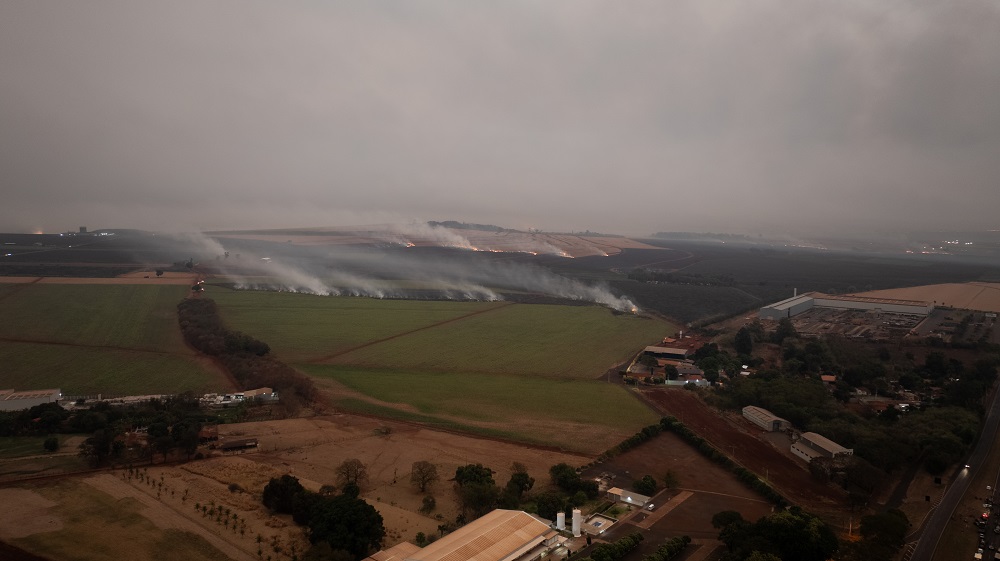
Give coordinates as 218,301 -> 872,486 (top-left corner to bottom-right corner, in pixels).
0,336 -> 195,357
308,301 -> 516,363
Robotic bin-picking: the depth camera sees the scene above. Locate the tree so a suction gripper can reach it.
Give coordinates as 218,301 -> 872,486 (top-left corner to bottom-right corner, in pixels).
534,492 -> 566,520
633,475 -> 657,496
735,327 -> 754,356
662,469 -> 679,491
43,436 -> 59,453
335,459 -> 368,489
772,318 -> 798,344
505,463 -> 534,500
457,481 -> 501,519
263,475 -> 305,514
306,493 -> 385,559
455,463 -> 495,487
664,364 -> 680,381
637,354 -> 658,374
410,461 -> 439,493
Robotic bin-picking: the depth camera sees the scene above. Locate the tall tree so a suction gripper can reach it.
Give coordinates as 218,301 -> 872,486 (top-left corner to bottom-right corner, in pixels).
335,459 -> 369,489
735,326 -> 754,355
410,461 -> 440,493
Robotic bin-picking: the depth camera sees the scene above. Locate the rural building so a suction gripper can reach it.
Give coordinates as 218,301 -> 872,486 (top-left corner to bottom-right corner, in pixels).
643,346 -> 691,360
0,388 -> 62,411
217,438 -> 259,454
790,432 -> 853,462
364,509 -> 562,561
606,487 -> 651,508
759,292 -> 933,321
742,406 -> 791,432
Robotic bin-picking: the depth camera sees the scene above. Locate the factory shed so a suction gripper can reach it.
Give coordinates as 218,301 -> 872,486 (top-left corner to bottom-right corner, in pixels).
759,294 -> 815,320
606,487 -> 651,508
364,509 -> 560,561
0,389 -> 62,412
643,346 -> 691,360
742,406 -> 791,432
791,432 -> 853,462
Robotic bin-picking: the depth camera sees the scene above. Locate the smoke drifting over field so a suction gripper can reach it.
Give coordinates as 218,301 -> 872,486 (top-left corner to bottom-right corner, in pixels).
181,231 -> 637,312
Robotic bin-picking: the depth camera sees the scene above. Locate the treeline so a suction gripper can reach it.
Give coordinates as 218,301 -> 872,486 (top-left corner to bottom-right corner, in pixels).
262,474 -> 384,560
177,298 -> 317,411
712,508 -> 838,561
641,535 -> 690,561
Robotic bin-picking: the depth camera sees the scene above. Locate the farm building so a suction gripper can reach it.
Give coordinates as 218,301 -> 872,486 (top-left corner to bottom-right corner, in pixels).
606,487 -> 651,508
0,388 -> 61,411
643,346 -> 691,360
217,438 -> 259,454
742,406 -> 791,432
759,292 -> 932,320
364,509 -> 562,561
791,432 -> 853,462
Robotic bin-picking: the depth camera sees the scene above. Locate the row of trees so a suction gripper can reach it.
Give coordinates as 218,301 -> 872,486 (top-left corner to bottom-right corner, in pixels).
578,531 -> 643,561
712,508 -> 838,561
177,298 -> 317,412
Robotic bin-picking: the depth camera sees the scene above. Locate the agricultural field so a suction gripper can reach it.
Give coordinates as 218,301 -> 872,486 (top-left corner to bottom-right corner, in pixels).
206,288 -> 505,362
303,365 -> 658,453
0,284 -> 230,395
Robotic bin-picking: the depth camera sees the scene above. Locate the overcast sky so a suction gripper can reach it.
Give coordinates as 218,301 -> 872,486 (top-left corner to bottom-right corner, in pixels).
1,2 -> 998,237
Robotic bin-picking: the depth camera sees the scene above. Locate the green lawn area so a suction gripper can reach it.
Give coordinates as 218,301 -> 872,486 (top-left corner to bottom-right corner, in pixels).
0,340 -> 227,395
326,303 -> 670,377
207,287 -> 507,361
303,365 -> 659,452
0,284 -> 192,353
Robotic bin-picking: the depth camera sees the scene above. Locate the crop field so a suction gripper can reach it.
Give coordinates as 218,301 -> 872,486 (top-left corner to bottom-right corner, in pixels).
209,288 -> 670,377
0,284 -> 229,395
303,365 -> 659,452
320,302 -> 667,377
207,287 -> 508,362
0,284 -> 192,351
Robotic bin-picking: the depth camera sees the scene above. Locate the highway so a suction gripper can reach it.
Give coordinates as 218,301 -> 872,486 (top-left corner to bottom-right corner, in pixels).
910,386 -> 1000,561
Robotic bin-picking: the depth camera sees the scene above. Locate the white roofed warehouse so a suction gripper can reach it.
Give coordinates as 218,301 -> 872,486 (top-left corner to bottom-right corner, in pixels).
791,432 -> 853,463
742,406 -> 791,432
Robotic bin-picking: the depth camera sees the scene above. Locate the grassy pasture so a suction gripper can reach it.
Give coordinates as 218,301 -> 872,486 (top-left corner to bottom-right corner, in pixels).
325,303 -> 669,377
0,341 -> 226,395
12,480 -> 230,561
207,287 -> 506,362
305,365 -> 659,452
0,284 -> 192,353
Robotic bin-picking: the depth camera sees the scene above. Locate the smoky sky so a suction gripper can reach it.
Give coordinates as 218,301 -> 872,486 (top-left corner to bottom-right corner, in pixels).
1,1 -> 999,237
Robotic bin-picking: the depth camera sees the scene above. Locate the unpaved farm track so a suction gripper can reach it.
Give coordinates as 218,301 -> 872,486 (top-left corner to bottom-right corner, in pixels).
639,388 -> 847,508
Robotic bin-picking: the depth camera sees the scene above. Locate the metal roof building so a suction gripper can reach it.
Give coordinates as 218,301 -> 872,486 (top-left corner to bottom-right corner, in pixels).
742,406 -> 791,432
0,389 -> 62,412
365,509 -> 560,561
791,432 -> 853,462
760,292 -> 933,321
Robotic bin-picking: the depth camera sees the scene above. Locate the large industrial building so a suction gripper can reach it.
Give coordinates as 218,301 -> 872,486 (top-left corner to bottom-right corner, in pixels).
742,406 -> 791,432
0,388 -> 62,412
759,292 -> 933,321
790,432 -> 853,462
365,509 -> 562,561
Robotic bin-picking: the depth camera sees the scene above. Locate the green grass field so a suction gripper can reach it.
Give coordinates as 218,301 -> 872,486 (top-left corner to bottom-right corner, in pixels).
207,287 -> 505,362
305,365 -> 659,452
327,303 -> 667,377
0,284 -> 228,394
0,284 -> 192,352
0,341 -> 224,395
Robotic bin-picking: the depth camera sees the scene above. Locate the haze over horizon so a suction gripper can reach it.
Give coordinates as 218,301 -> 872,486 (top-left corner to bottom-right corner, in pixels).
2,2 -> 999,238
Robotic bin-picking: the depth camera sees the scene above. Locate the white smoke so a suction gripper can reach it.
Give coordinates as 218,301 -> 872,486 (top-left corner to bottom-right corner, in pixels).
178,232 -> 638,312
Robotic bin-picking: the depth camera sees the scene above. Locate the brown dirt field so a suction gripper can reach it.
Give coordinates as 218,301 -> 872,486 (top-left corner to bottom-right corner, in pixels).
0,488 -> 62,538
216,414 -> 591,545
853,282 -> 1000,313
638,388 -> 848,511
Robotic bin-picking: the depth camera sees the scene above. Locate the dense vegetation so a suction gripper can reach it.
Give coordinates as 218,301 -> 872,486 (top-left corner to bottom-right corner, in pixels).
712,508 -> 839,561
177,298 -> 317,411
262,474 -> 385,560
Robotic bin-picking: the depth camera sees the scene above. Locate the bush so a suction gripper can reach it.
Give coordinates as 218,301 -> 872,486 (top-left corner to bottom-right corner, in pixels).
43,436 -> 59,453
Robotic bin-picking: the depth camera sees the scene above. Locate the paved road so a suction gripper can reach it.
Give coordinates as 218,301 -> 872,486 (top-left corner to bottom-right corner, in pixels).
911,387 -> 1000,561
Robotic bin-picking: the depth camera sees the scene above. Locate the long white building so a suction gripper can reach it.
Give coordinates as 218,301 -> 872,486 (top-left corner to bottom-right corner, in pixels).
759,292 -> 933,321
742,406 -> 791,432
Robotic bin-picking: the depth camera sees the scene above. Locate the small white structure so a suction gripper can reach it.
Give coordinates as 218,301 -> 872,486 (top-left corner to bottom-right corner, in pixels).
556,511 -> 565,531
606,487 -> 651,508
572,509 -> 582,538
